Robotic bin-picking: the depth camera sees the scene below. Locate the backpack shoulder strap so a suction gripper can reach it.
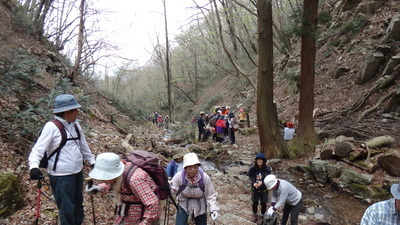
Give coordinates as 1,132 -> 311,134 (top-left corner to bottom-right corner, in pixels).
177,167 -> 205,195
198,167 -> 205,192
48,119 -> 67,171
123,162 -> 139,193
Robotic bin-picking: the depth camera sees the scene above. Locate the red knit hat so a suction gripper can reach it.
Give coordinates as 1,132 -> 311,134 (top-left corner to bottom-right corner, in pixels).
286,122 -> 294,128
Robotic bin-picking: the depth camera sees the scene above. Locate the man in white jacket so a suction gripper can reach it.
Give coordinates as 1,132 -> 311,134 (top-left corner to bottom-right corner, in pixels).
264,174 -> 303,225
28,94 -> 96,225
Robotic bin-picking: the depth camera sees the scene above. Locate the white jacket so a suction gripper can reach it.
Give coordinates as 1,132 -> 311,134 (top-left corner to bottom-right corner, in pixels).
28,116 -> 95,176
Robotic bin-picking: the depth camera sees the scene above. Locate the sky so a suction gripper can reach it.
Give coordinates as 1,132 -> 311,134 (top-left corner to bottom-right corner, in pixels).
95,0 -> 210,69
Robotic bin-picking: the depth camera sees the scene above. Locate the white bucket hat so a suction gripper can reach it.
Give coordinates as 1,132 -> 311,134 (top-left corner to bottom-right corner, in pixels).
391,183 -> 400,199
53,94 -> 82,113
183,153 -> 201,168
89,152 -> 124,180
264,174 -> 278,190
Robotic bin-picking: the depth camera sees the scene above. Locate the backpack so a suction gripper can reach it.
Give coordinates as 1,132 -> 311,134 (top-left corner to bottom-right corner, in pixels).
261,213 -> 278,225
209,116 -> 217,128
123,150 -> 171,200
176,167 -> 205,196
38,119 -> 80,171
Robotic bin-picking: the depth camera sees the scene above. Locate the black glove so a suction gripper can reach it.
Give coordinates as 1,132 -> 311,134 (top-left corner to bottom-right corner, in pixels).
90,163 -> 95,169
30,168 -> 43,180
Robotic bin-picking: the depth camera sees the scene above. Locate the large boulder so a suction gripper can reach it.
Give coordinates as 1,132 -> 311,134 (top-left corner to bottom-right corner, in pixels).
378,153 -> 400,177
0,173 -> 24,218
386,13 -> 400,41
357,51 -> 385,85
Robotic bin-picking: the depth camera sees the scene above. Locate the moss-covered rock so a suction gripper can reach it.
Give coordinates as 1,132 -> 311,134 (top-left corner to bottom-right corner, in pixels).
0,173 -> 24,218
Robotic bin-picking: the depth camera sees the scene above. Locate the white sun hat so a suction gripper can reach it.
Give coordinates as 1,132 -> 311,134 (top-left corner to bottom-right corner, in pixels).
183,153 -> 201,168
89,152 -> 124,180
264,174 -> 278,190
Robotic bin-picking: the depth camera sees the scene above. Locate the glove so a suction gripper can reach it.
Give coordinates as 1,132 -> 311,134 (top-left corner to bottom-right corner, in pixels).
90,163 -> 95,169
30,168 -> 43,180
211,211 -> 219,221
85,185 -> 102,195
267,206 -> 274,216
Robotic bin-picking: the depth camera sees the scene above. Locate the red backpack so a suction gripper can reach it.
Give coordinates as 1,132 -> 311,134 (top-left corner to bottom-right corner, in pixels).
123,150 -> 170,200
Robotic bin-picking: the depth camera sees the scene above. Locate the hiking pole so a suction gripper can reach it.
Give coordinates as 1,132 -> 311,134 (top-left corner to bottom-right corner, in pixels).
163,197 -> 169,225
86,178 -> 96,225
33,176 -> 44,225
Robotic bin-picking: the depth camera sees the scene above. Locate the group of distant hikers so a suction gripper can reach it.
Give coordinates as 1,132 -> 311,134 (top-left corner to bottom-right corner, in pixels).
148,112 -> 170,128
27,94 -> 400,225
195,105 -> 244,145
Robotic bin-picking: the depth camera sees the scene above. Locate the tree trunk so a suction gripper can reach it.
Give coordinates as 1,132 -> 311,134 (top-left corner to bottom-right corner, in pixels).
70,0 -> 85,83
290,0 -> 318,158
257,0 -> 286,159
163,0 -> 173,121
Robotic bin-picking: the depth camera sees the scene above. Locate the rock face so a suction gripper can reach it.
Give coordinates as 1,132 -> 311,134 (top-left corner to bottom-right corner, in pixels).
0,173 -> 24,218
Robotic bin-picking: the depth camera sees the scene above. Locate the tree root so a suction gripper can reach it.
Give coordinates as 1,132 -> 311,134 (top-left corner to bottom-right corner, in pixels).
358,89 -> 395,120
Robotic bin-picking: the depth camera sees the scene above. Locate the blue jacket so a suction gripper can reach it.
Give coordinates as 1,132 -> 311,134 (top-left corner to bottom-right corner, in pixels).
166,160 -> 180,178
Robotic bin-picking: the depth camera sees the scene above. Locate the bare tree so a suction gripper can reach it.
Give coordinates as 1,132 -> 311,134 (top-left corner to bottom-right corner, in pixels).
69,0 -> 85,83
162,0 -> 173,120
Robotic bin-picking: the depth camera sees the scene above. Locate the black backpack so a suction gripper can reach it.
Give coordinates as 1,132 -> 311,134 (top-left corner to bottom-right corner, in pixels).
37,119 -> 80,171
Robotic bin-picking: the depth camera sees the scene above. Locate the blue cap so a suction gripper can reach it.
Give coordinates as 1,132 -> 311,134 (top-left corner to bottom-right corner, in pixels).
53,94 -> 82,113
255,153 -> 266,161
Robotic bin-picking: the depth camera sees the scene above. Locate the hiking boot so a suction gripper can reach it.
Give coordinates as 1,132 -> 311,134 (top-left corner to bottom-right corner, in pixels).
251,214 -> 258,222
258,214 -> 264,222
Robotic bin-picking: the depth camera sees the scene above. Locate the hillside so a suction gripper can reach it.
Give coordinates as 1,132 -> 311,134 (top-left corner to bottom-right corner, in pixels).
0,0 -> 399,225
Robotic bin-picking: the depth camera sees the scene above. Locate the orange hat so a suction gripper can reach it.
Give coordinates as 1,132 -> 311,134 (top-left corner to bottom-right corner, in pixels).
286,122 -> 294,128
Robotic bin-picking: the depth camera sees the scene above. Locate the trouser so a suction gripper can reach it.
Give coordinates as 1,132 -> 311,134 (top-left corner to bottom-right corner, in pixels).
281,197 -> 303,225
251,190 -> 268,215
175,206 -> 207,225
198,128 -> 205,142
50,170 -> 84,225
228,128 -> 236,144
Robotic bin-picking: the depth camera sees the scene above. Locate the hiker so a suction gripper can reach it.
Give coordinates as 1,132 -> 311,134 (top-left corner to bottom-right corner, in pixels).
248,153 -> 272,222
157,115 -> 163,128
166,148 -> 185,180
86,152 -> 161,225
283,122 -> 295,141
215,115 -> 226,143
197,111 -> 206,142
221,106 -> 229,116
264,174 -> 303,225
360,182 -> 400,224
28,94 -> 96,225
170,153 -> 219,225
239,108 -> 246,123
228,112 -> 237,145
154,112 -> 159,124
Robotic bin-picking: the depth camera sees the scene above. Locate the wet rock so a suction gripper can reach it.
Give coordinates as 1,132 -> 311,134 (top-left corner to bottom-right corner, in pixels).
309,160 -> 328,183
384,86 -> 400,113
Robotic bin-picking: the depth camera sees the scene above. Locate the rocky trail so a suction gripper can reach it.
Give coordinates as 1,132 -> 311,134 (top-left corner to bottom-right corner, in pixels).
1,119 -> 375,225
